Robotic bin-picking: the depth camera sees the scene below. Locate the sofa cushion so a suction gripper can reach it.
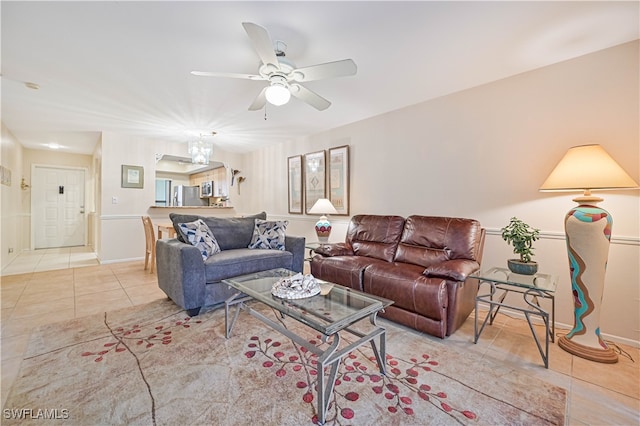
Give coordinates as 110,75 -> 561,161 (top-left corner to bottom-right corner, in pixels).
248,219 -> 288,250
203,248 -> 293,282
363,262 -> 448,319
310,255 -> 388,291
177,219 -> 220,260
170,212 -> 267,250
394,216 -> 482,266
345,215 -> 405,262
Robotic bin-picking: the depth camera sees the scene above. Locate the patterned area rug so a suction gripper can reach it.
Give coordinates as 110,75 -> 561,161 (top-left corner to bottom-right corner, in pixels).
3,298 -> 566,425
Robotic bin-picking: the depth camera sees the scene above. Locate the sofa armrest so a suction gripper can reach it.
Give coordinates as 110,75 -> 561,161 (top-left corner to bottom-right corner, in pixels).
314,243 -> 353,257
156,238 -> 206,310
423,259 -> 480,282
285,235 -> 306,273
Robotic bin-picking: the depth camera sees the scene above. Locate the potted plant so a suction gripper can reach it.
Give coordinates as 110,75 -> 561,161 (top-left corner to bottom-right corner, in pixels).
501,217 -> 540,275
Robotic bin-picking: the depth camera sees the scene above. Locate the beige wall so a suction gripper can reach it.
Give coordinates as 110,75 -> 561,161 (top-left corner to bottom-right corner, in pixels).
24,148 -> 94,252
0,125 -> 26,270
96,135 -> 244,262
1,128 -> 95,268
241,41 -> 640,345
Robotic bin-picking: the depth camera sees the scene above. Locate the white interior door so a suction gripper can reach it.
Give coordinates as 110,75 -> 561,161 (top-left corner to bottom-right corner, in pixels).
33,166 -> 86,249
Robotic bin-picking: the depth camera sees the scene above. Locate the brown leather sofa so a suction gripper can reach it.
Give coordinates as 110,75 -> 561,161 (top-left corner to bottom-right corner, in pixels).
310,215 -> 485,338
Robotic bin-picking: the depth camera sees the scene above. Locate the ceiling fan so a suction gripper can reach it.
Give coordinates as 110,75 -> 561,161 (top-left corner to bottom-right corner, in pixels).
191,22 -> 357,111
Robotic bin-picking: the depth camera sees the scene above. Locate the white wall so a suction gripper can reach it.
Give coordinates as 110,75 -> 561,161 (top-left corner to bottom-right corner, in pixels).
241,41 -> 640,345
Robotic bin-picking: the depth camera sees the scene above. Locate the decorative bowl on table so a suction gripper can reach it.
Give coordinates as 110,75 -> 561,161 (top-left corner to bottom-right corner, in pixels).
271,273 -> 321,299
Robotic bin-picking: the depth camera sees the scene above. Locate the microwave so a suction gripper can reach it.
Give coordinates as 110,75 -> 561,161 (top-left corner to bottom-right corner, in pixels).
200,181 -> 213,197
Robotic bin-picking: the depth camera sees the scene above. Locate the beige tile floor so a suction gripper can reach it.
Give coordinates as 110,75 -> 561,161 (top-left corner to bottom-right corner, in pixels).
1,246 -> 100,276
1,252 -> 638,424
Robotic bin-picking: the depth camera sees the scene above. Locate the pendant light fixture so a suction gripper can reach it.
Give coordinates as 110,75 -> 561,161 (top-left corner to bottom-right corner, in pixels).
188,132 -> 216,165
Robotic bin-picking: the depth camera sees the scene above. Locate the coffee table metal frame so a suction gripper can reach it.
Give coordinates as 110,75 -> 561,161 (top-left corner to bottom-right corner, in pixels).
222,268 -> 392,425
470,267 -> 557,368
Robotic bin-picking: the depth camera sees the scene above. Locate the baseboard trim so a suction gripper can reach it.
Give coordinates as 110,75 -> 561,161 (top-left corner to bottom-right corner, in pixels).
98,256 -> 144,264
477,303 -> 639,348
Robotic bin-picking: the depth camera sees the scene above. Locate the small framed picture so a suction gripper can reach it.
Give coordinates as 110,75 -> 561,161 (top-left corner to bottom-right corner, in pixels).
287,155 -> 303,214
121,165 -> 144,188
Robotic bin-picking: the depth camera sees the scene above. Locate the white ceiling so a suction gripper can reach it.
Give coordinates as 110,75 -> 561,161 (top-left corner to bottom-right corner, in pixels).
1,1 -> 638,155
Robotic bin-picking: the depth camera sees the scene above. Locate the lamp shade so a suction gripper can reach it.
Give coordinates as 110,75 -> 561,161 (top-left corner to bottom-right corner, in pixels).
309,198 -> 338,215
540,144 -> 638,192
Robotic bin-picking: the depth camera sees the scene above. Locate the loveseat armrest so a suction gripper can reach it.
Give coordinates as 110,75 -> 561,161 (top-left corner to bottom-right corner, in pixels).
423,259 -> 480,282
285,235 -> 306,273
313,243 -> 353,257
156,238 -> 206,312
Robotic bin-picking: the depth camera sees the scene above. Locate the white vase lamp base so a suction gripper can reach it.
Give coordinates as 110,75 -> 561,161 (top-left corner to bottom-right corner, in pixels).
315,215 -> 331,244
560,203 -> 618,364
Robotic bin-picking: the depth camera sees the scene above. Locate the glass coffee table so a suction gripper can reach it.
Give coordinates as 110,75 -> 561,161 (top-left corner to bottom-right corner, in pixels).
222,268 -> 393,425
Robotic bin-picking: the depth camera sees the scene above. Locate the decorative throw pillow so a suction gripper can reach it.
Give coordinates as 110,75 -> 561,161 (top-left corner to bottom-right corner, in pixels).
248,219 -> 288,250
177,219 -> 221,260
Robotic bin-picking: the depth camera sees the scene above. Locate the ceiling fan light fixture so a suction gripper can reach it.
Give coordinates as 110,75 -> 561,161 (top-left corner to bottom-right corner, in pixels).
265,83 -> 290,106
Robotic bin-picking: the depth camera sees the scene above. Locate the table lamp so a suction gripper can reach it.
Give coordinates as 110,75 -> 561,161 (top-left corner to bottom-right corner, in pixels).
540,144 -> 638,363
309,198 -> 338,243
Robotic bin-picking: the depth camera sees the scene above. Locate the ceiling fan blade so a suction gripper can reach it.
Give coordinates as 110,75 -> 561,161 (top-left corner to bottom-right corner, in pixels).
248,86 -> 268,111
289,84 -> 331,111
242,22 -> 279,68
191,71 -> 264,81
292,59 -> 357,82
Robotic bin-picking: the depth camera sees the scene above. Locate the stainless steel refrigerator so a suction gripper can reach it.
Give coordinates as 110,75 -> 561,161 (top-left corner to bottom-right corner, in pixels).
155,179 -> 172,207
173,185 -> 208,206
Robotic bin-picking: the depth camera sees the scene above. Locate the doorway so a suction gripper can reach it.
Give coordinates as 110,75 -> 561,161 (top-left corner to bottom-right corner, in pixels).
32,166 -> 86,249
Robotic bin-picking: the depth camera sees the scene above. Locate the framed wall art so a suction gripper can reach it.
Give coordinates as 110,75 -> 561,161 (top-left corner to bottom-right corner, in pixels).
287,155 -> 303,214
328,145 -> 350,215
121,165 -> 144,189
304,150 -> 326,214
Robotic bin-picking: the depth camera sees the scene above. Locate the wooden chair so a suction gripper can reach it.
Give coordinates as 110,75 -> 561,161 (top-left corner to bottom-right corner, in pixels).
142,216 -> 156,273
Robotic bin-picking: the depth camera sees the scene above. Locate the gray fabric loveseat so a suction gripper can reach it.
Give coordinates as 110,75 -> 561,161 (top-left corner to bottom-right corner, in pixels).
156,212 -> 305,316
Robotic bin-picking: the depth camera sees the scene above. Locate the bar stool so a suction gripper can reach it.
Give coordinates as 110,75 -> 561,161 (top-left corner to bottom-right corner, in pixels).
141,216 -> 156,273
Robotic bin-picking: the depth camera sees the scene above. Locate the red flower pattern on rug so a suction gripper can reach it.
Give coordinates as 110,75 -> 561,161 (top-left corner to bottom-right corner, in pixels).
245,333 -> 477,424
81,315 -> 202,362
5,300 -> 566,425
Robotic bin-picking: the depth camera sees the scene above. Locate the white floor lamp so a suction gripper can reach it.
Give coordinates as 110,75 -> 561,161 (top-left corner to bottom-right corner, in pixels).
540,144 -> 638,363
